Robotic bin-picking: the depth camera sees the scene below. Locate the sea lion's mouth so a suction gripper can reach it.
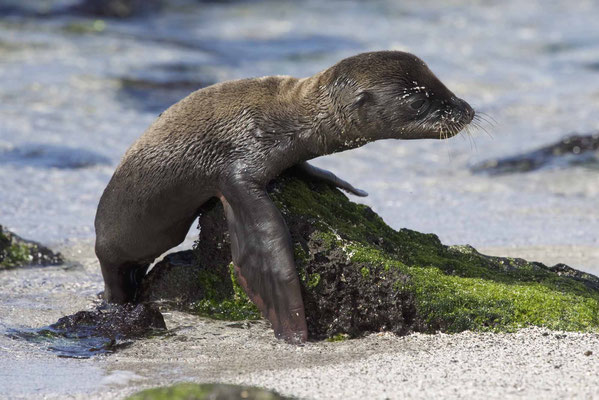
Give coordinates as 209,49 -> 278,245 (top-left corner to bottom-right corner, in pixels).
437,116 -> 473,139
397,96 -> 476,140
432,99 -> 475,140
396,112 -> 475,140
400,111 -> 474,140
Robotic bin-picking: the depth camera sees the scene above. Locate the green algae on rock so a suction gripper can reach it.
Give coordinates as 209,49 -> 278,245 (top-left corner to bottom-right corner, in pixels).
126,383 -> 293,400
138,207 -> 261,321
0,225 -> 64,269
140,173 -> 599,339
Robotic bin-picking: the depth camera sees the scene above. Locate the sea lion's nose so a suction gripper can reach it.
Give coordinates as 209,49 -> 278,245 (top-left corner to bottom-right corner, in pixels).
456,98 -> 474,123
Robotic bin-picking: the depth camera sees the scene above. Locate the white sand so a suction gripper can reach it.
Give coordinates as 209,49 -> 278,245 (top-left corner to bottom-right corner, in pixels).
1,240 -> 599,400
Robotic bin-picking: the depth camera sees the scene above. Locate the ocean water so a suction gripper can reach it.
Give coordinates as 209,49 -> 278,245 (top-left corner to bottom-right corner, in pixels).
0,0 -> 598,267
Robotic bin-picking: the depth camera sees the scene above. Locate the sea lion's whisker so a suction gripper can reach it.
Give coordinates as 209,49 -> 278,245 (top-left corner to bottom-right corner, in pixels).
471,120 -> 493,139
476,111 -> 497,125
465,126 -> 478,151
473,115 -> 496,134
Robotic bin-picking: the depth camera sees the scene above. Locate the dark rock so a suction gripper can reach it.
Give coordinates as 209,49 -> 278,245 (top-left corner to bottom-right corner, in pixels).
8,303 -> 166,358
0,0 -> 162,19
68,0 -> 163,18
471,133 -> 599,175
0,143 -> 112,169
139,250 -> 232,306
140,173 -> 599,339
0,224 -> 64,269
116,62 -> 218,113
117,75 -> 212,113
585,62 -> 599,72
51,303 -> 166,339
549,263 -> 599,292
139,197 -> 234,306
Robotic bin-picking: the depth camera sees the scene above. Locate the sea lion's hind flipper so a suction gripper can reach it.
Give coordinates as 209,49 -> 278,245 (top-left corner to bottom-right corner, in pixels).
219,182 -> 308,343
292,161 -> 368,197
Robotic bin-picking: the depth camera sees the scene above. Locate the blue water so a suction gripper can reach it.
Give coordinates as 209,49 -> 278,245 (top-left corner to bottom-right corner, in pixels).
0,0 -> 598,267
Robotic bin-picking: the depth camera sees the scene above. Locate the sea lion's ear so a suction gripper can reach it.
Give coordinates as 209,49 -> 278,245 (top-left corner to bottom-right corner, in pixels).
352,90 -> 371,109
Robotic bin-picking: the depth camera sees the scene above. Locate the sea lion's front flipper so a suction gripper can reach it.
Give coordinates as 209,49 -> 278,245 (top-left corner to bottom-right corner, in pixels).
293,161 -> 368,197
219,181 -> 308,343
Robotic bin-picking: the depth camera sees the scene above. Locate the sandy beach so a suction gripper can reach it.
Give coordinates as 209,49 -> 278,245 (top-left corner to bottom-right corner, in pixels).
1,241 -> 599,400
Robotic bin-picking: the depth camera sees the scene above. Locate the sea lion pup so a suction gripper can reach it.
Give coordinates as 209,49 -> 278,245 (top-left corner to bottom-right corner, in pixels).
95,51 -> 475,343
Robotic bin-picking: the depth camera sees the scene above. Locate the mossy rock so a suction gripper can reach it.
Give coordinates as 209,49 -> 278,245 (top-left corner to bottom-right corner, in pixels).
0,225 -> 64,270
140,173 -> 599,339
127,383 -> 293,400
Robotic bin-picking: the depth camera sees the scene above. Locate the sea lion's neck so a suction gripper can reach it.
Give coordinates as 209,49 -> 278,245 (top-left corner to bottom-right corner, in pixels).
287,71 -> 373,162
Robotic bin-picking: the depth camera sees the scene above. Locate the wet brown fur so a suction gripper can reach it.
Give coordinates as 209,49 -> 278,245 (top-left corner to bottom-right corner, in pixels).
95,51 -> 474,342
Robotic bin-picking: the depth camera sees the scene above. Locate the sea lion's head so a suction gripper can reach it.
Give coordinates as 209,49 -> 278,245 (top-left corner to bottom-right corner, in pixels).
326,51 -> 474,141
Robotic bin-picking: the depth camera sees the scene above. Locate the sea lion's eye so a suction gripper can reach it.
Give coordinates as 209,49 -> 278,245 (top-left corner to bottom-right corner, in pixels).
353,90 -> 371,108
410,99 -> 426,110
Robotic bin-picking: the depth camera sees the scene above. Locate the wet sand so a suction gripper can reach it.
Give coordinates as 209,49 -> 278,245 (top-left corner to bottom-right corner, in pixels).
2,241 -> 599,400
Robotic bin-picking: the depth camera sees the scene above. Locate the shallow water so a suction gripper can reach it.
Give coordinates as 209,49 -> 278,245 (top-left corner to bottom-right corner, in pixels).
1,0 -> 598,264
0,0 -> 599,398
